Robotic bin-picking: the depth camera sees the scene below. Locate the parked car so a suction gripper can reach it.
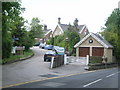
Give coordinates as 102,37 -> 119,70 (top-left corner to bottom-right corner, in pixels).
44,46 -> 65,62
44,45 -> 53,50
44,51 -> 56,62
39,43 -> 46,49
34,42 -> 40,46
54,46 -> 65,55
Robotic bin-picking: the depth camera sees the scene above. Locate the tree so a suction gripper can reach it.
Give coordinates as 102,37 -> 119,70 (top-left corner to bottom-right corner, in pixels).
64,30 -> 80,55
29,17 -> 44,40
2,2 -> 25,59
100,8 -> 120,61
47,30 -> 80,55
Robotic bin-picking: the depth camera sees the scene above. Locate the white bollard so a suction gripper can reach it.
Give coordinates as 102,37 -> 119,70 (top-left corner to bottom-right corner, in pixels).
64,54 -> 67,65
50,57 -> 54,69
86,55 -> 89,65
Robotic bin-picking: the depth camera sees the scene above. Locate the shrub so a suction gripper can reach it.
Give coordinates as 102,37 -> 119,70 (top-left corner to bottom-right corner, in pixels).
89,56 -> 103,64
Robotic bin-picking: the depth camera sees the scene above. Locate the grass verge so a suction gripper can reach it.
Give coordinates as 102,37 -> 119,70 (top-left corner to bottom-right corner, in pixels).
0,49 -> 34,64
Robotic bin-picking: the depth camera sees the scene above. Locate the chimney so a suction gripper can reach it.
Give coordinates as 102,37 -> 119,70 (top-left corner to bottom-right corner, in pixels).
58,17 -> 61,24
74,18 -> 79,27
44,25 -> 47,30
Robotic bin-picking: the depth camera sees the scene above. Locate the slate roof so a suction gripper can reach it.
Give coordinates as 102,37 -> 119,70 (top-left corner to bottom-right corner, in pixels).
44,29 -> 52,36
74,32 -> 113,48
59,24 -> 69,31
77,25 -> 85,32
59,24 -> 85,33
93,33 -> 113,48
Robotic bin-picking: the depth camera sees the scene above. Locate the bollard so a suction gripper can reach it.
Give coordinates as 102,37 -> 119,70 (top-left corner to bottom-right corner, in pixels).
64,54 -> 67,65
86,55 -> 89,65
50,57 -> 54,69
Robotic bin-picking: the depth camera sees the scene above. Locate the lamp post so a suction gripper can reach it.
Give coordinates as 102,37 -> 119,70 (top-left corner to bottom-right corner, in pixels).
51,33 -> 54,50
65,37 -> 68,55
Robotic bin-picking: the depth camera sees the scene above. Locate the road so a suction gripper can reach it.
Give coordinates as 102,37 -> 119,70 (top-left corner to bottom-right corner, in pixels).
2,47 -> 119,88
2,46 -> 87,88
8,67 -> 119,88
2,47 -> 49,86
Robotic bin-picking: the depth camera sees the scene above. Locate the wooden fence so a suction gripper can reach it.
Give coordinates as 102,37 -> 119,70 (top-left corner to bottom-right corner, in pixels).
50,55 -> 64,69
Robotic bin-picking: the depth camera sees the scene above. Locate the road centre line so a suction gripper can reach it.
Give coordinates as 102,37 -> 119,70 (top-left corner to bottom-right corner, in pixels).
106,73 -> 116,78
83,79 -> 102,87
83,71 -> 119,88
116,71 -> 120,74
106,71 -> 120,78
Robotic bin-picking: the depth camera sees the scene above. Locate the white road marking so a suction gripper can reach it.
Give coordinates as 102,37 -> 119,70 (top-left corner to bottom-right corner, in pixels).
106,73 -> 115,78
83,71 -> 120,88
116,71 -> 120,74
83,79 -> 102,87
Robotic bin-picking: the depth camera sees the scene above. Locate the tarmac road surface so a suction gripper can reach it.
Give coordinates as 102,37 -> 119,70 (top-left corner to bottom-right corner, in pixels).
7,67 -> 120,88
2,46 -> 87,88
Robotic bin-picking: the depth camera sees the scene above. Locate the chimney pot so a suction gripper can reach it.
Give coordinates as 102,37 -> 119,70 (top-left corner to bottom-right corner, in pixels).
74,18 -> 79,27
44,25 -> 47,30
58,17 -> 61,24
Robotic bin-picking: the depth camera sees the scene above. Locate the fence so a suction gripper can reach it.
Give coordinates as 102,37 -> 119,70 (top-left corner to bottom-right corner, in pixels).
50,55 -> 64,69
11,46 -> 25,55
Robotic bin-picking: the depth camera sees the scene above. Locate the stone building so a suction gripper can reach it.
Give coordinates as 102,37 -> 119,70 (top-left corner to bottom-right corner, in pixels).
52,18 -> 89,39
74,33 -> 114,63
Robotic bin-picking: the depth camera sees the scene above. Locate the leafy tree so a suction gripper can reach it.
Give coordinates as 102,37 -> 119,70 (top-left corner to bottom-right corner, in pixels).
22,30 -> 34,50
2,2 -> 25,59
12,17 -> 27,46
100,8 -> 120,61
47,30 -> 80,55
64,31 -> 80,55
29,17 -> 44,40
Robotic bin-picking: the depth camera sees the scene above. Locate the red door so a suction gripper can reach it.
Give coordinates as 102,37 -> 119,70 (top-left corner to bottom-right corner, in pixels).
92,47 -> 104,56
79,47 -> 90,57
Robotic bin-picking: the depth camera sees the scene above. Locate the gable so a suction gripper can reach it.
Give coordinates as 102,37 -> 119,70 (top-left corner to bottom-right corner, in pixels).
74,33 -> 113,48
79,27 -> 89,39
53,25 -> 63,37
80,36 -> 103,47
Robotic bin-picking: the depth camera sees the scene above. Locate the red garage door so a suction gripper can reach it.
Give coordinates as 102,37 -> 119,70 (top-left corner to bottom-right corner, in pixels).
92,47 -> 104,56
79,47 -> 90,57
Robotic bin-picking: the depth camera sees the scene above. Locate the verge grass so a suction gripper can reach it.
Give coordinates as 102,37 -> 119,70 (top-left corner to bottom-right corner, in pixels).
1,49 -> 33,64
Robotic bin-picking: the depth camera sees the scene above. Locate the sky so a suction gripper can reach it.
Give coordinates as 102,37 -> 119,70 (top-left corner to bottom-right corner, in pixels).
21,0 -> 119,33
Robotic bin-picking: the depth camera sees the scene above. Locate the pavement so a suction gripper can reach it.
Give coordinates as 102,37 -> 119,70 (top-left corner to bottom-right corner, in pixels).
2,46 -> 88,88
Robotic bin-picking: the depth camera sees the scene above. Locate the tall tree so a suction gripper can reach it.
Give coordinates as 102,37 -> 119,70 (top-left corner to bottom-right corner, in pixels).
100,8 -> 120,61
2,2 -> 25,59
29,17 -> 44,40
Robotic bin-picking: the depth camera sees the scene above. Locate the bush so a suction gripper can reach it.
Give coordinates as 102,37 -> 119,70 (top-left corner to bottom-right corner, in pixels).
89,56 -> 103,64
47,31 -> 80,55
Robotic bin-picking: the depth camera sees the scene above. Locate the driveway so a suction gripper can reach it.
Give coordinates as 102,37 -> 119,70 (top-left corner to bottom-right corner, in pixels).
2,46 -> 87,87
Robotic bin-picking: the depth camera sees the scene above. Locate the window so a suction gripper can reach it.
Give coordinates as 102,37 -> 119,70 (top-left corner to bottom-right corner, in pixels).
89,39 -> 93,43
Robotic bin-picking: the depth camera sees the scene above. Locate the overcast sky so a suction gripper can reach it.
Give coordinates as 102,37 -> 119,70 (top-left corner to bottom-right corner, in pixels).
21,0 -> 119,33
